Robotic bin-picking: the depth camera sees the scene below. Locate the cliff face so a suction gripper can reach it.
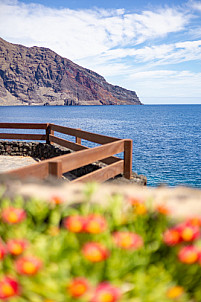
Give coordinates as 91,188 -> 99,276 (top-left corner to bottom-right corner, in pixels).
0,38 -> 142,106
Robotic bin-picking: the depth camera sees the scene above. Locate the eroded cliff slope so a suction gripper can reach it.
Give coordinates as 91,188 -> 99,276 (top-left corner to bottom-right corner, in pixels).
0,38 -> 141,106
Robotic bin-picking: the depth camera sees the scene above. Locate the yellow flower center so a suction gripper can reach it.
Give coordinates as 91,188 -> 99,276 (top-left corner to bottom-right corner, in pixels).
135,204 -> 147,215
23,261 -> 36,274
8,212 -> 18,223
120,234 -> 132,248
184,252 -> 198,264
167,286 -> 184,299
182,228 -> 193,241
87,221 -> 101,233
11,243 -> 23,255
1,284 -> 15,297
99,292 -> 113,302
86,248 -> 103,262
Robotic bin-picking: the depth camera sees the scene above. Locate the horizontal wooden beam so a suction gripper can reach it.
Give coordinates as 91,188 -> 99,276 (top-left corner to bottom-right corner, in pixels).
5,161 -> 49,179
59,140 -> 124,174
50,123 -> 120,145
50,135 -> 122,165
71,160 -> 124,183
0,133 -> 46,140
0,123 -> 47,129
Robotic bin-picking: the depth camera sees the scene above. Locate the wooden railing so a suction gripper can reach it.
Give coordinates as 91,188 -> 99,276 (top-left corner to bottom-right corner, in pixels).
0,123 -> 133,182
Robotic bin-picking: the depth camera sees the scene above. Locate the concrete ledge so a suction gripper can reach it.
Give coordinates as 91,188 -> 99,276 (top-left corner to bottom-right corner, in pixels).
1,175 -> 201,220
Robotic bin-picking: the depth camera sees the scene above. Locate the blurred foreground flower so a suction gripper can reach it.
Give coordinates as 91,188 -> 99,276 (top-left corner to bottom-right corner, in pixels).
1,207 -> 26,224
178,223 -> 200,242
64,215 -> 85,233
113,231 -> 143,250
16,256 -> 42,275
82,242 -> 109,262
0,276 -> 19,300
166,286 -> 184,299
178,246 -> 199,264
7,239 -> 28,256
163,228 -> 181,246
91,282 -> 121,302
0,241 -> 6,260
68,277 -> 89,298
85,214 -> 107,234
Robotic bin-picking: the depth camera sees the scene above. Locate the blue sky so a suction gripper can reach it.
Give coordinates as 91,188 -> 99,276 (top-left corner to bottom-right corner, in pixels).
0,0 -> 201,104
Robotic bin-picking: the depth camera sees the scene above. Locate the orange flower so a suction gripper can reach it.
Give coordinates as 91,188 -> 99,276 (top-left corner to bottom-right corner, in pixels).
178,223 -> 200,242
166,286 -> 184,299
91,282 -> 121,302
64,215 -> 85,233
51,195 -> 63,205
0,241 -> 6,260
0,276 -> 20,300
85,214 -> 107,234
134,203 -> 147,215
113,232 -> 143,250
178,246 -> 199,264
7,239 -> 28,256
68,277 -> 89,298
163,228 -> 181,246
156,204 -> 170,215
82,242 -> 109,262
1,207 -> 26,224
16,256 -> 42,275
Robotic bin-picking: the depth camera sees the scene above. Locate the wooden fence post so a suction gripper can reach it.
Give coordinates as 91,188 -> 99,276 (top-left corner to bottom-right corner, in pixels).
124,139 -> 133,179
48,160 -> 62,178
46,123 -> 50,144
76,128 -> 81,144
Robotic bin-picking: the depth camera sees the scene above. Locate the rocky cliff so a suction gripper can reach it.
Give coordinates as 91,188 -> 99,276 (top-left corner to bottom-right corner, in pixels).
0,38 -> 141,106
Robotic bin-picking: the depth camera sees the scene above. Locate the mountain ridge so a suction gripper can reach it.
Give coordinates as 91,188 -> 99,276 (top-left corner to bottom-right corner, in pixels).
0,38 -> 142,106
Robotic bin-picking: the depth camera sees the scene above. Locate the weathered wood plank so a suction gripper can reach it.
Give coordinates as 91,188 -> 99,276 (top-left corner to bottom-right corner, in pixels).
49,135 -> 122,165
50,123 -> 120,144
60,140 -> 124,173
71,160 -> 124,183
0,133 -> 46,140
5,162 -> 49,179
0,123 -> 47,129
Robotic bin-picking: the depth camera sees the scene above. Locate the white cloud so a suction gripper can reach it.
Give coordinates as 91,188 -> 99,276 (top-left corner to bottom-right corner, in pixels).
0,0 -> 201,102
0,0 -> 191,60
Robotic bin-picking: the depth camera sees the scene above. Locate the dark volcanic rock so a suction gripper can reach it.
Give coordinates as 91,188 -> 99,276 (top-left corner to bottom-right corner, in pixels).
0,37 -> 142,106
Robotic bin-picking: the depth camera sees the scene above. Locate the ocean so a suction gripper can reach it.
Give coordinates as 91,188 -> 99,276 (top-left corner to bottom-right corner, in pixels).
0,104 -> 201,188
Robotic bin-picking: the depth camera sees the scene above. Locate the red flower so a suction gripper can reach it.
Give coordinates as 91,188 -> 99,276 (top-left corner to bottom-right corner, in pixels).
91,282 -> 121,302
85,214 -> 107,234
16,256 -> 42,275
82,242 -> 109,262
68,277 -> 89,298
0,241 -> 6,260
1,207 -> 26,224
178,246 -> 199,264
7,239 -> 28,256
163,228 -> 181,246
0,276 -> 19,299
186,217 -> 201,227
178,223 -> 200,242
113,231 -> 143,250
64,215 -> 85,233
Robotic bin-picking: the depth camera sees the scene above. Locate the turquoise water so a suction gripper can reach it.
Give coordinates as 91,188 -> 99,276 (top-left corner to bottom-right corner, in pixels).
0,105 -> 201,188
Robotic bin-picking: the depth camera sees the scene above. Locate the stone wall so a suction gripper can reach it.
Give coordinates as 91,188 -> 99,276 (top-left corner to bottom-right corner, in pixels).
0,141 -> 71,159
